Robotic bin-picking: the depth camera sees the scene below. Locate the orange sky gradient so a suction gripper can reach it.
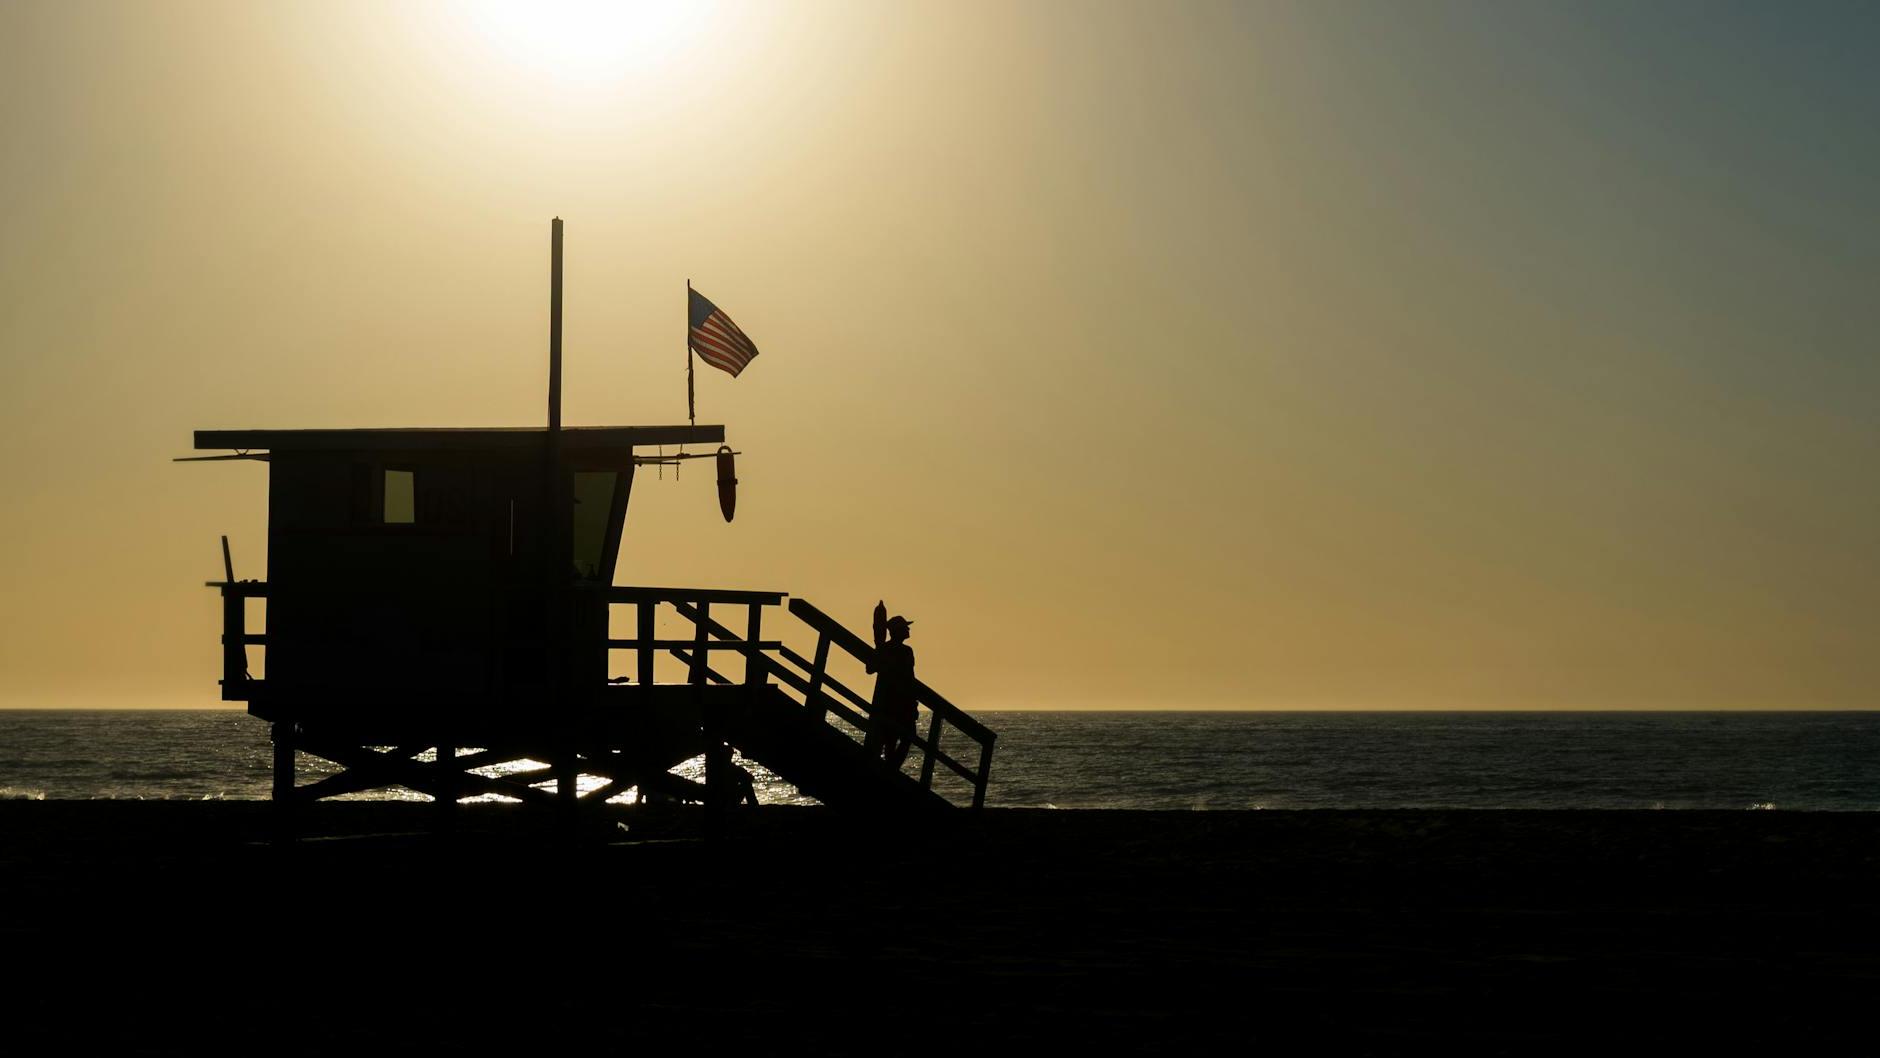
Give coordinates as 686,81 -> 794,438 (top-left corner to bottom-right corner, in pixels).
2,1 -> 1876,710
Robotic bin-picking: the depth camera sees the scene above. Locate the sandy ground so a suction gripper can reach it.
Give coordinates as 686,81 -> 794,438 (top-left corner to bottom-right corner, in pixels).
3,802 -> 1877,1053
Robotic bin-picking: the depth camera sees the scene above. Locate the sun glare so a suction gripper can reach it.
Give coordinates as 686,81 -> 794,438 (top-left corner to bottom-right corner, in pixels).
465,0 -> 713,82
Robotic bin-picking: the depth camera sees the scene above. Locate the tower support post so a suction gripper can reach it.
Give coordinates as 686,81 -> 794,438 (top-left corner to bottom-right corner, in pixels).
271,720 -> 296,844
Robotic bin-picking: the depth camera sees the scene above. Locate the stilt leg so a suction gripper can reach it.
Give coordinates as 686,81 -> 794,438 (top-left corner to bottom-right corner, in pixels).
436,739 -> 457,834
271,720 -> 295,844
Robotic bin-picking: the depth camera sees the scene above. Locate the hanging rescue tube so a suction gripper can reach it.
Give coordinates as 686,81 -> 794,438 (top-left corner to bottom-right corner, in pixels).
715,445 -> 737,522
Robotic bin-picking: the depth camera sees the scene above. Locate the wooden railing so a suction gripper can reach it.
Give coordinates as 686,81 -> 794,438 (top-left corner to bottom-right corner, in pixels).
591,585 -> 787,689
629,593 -> 996,810
783,599 -> 996,810
209,580 -> 269,701
211,580 -> 996,808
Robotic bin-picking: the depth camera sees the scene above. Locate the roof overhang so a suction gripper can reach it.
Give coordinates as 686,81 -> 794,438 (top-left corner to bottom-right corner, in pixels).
194,425 -> 725,453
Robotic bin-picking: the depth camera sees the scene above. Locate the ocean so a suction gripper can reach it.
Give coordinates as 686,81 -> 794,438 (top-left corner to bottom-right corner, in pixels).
2,709 -> 1876,810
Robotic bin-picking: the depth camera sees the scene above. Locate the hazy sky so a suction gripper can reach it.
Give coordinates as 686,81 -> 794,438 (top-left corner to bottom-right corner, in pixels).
2,0 -> 1876,709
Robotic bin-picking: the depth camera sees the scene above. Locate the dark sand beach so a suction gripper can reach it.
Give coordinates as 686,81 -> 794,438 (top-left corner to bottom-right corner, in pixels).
5,803 -> 1877,1052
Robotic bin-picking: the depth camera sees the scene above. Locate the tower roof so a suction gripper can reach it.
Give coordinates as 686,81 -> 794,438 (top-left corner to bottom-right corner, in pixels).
194,425 -> 724,453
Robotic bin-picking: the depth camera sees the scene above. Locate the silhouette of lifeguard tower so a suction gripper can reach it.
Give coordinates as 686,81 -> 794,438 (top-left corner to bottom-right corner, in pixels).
193,222 -> 993,819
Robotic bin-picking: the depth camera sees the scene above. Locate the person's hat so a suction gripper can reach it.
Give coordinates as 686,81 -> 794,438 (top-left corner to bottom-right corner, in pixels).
886,615 -> 913,632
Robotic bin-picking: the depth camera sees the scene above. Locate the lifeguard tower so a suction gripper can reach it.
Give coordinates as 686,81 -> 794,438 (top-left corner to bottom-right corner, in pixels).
193,222 -> 993,818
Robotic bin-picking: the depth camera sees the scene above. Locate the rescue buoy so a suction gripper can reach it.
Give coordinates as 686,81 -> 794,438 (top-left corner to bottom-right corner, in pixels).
715,445 -> 737,522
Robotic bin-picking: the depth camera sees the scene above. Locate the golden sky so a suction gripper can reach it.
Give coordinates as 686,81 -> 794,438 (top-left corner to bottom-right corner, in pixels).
2,1 -> 1876,709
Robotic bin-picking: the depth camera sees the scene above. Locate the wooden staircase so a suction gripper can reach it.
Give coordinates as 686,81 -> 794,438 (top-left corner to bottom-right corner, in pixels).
657,592 -> 996,812
218,583 -> 997,811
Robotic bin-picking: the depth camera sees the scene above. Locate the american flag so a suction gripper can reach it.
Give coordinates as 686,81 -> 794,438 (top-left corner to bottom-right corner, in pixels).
688,287 -> 760,377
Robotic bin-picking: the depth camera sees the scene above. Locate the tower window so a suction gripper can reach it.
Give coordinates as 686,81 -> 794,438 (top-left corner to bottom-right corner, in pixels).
383,469 -> 415,524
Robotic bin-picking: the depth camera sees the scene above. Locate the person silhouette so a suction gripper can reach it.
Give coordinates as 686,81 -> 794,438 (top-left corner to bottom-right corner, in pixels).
706,740 -> 760,810
865,602 -> 918,768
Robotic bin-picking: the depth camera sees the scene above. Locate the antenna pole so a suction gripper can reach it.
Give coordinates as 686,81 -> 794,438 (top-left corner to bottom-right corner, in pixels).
545,218 -> 576,816
550,218 -> 564,438
686,278 -> 696,425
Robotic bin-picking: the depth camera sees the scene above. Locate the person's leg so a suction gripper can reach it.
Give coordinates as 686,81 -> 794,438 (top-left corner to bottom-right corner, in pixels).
863,708 -> 886,757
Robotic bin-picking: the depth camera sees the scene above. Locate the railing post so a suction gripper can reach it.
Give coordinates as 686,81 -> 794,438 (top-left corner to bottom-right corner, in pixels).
972,737 -> 994,811
919,710 -> 943,789
803,631 -> 832,724
690,602 -> 711,687
637,601 -> 655,686
744,603 -> 764,686
221,585 -> 245,699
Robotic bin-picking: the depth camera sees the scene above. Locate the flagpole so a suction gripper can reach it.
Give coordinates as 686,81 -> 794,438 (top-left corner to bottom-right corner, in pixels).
686,278 -> 696,425
546,217 -> 575,818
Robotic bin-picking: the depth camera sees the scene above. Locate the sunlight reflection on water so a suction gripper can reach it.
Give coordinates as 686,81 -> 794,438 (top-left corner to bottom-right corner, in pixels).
415,750 -> 818,806
9,710 -> 1880,809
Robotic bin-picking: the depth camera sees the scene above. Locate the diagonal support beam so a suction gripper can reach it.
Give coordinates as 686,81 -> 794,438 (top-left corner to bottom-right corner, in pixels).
297,737 -> 558,805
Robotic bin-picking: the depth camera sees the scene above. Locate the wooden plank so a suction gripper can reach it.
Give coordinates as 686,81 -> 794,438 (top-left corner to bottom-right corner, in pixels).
919,710 -> 943,789
722,648 -> 868,730
665,648 -> 734,686
906,681 -> 993,744
973,738 -> 994,811
670,600 -> 798,688
203,581 -> 270,597
667,601 -> 872,733
605,639 -> 782,652
221,590 -> 246,695
194,425 -> 726,452
745,604 -> 764,686
636,602 -> 655,686
492,763 -> 560,786
582,777 -> 628,803
689,603 -> 710,687
938,751 -> 978,785
597,585 -> 785,606
777,645 -> 872,715
441,747 -> 526,771
802,632 -> 832,724
298,736 -> 556,805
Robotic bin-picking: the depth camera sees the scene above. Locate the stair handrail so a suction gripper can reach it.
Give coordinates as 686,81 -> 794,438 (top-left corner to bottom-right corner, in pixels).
662,597 -> 996,809
785,599 -> 995,744
785,598 -> 996,809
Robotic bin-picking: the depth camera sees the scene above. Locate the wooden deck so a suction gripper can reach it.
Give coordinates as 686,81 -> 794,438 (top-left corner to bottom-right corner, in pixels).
215,583 -> 995,814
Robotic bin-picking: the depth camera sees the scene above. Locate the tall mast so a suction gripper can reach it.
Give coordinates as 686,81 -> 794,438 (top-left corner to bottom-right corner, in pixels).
686,278 -> 696,425
546,218 -> 576,813
549,218 -> 564,443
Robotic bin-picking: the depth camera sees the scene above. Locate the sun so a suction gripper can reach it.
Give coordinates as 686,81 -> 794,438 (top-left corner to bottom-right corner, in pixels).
464,0 -> 714,82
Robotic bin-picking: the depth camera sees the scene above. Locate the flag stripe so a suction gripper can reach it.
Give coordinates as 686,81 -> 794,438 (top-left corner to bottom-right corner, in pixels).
690,335 -> 749,370
700,315 -> 745,341
699,321 -> 755,359
690,340 -> 748,375
692,345 -> 742,372
691,327 -> 744,357
691,326 -> 754,365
